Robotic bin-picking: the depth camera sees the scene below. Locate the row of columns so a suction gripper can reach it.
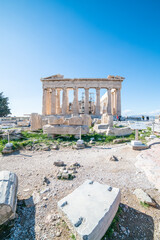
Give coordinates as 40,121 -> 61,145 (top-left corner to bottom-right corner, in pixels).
42,87 -> 121,116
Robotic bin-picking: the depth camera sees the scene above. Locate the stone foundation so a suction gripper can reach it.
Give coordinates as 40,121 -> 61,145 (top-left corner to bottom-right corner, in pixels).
43,124 -> 89,136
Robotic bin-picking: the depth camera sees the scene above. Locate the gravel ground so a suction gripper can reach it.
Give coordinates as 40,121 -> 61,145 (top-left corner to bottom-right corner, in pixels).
0,143 -> 160,240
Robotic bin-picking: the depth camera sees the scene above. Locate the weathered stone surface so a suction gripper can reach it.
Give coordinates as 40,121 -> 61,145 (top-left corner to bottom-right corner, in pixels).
48,116 -> 64,125
81,114 -> 92,127
76,140 -> 85,149
107,127 -> 132,136
133,189 -> 156,207
131,141 -> 148,150
30,113 -> 42,131
68,116 -> 83,126
54,160 -> 65,167
113,138 -> 130,144
0,171 -> 18,225
43,124 -> 89,136
2,143 -> 14,154
2,129 -> 22,141
110,155 -> 118,161
58,180 -> 121,240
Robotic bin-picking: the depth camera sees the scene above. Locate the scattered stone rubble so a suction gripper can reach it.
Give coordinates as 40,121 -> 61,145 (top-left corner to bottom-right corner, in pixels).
1,129 -> 22,141
56,162 -> 81,180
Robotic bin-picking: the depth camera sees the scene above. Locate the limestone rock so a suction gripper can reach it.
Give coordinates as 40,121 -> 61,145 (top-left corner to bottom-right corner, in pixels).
110,155 -> 118,161
54,160 -> 65,167
133,189 -> 156,207
0,171 -> 18,225
113,138 -> 129,144
2,143 -> 14,154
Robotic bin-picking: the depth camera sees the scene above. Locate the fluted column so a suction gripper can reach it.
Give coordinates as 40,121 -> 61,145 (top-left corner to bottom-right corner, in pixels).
42,88 -> 47,115
46,89 -> 51,115
95,88 -> 100,115
107,88 -> 111,115
51,88 -> 56,115
116,88 -> 121,116
62,88 -> 67,115
56,89 -> 61,114
84,88 -> 89,114
73,87 -> 79,115
114,90 -> 117,115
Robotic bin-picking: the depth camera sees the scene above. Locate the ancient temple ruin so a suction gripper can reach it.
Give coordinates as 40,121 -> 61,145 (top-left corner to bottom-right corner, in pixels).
30,74 -> 124,135
41,74 -> 124,117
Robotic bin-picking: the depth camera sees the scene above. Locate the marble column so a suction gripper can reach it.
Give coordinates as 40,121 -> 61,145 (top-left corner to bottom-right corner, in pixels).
51,88 -> 56,115
111,90 -> 114,115
66,89 -> 69,114
84,88 -> 89,114
116,88 -> 121,116
73,87 -> 79,115
95,88 -> 100,115
62,88 -> 67,115
114,90 -> 117,115
56,89 -> 61,114
42,88 -> 47,115
107,88 -> 111,115
46,89 -> 51,115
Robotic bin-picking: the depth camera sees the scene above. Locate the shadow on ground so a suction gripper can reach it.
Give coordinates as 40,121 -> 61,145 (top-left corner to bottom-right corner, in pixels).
0,198 -> 36,240
102,203 -> 154,240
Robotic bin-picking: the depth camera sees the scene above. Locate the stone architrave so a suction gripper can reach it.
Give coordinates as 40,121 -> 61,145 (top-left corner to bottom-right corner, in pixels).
0,171 -> 18,225
51,88 -> 57,115
73,87 -> 79,115
107,88 -> 111,115
84,88 -> 89,114
95,88 -> 100,115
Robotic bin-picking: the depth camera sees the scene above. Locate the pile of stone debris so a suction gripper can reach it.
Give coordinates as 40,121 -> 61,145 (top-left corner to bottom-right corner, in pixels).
0,129 -> 23,141
54,160 -> 81,180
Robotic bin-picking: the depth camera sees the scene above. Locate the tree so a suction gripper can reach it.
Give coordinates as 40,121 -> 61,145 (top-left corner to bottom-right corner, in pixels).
0,92 -> 11,117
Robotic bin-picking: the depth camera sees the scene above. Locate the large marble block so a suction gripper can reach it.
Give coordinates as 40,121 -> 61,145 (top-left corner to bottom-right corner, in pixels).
43,124 -> 89,136
58,180 -> 121,240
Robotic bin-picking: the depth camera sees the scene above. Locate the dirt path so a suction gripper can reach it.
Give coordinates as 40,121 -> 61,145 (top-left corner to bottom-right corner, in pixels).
0,143 -> 159,240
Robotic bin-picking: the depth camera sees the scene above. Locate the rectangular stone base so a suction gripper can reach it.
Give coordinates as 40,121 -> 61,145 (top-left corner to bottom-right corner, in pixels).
131,140 -> 143,146
43,124 -> 89,136
130,141 -> 148,150
58,180 -> 121,240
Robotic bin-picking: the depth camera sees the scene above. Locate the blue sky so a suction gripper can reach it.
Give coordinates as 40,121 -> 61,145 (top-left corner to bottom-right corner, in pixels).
0,0 -> 160,116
